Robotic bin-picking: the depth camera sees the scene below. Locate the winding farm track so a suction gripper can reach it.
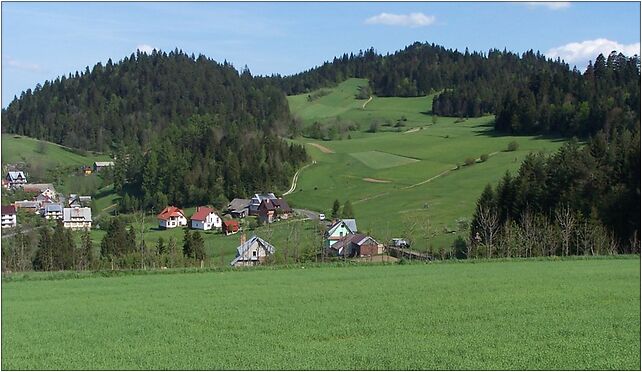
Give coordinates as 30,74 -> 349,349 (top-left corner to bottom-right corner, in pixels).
307,142 -> 334,154
362,96 -> 373,109
283,161 -> 315,196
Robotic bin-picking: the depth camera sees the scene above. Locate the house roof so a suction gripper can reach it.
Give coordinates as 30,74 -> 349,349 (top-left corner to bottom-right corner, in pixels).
157,206 -> 185,221
44,203 -> 63,213
63,207 -> 92,222
272,198 -> 292,212
228,198 -> 250,212
191,206 -> 215,221
14,200 -> 39,208
259,199 -> 276,212
230,236 -> 275,266
94,161 -> 114,167
1,205 -> 16,215
327,219 -> 358,236
22,183 -> 55,193
6,171 -> 26,181
223,220 -> 239,228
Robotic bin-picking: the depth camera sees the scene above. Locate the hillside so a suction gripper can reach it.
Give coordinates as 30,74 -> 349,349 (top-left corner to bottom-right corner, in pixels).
2,258 -> 639,370
285,79 -> 564,248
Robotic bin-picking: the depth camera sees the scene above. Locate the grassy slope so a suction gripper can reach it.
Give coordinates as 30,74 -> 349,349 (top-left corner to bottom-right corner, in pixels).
2,258 -> 639,370
1,134 -> 111,169
286,79 -> 564,248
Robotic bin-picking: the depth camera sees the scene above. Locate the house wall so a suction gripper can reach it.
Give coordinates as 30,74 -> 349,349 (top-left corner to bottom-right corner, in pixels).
233,241 -> 271,266
63,221 -> 91,230
325,224 -> 352,247
191,220 -> 210,230
1,214 -> 17,228
359,243 -> 379,257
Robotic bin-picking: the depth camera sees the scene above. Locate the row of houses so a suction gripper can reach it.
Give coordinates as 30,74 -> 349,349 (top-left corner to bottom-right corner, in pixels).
157,206 -> 240,235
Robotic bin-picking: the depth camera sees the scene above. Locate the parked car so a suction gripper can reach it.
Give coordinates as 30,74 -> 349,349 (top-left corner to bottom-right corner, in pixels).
390,238 -> 410,249
319,213 -> 325,220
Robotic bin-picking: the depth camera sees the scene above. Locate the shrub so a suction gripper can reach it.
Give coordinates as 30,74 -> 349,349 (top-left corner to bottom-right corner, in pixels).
507,141 -> 519,152
480,154 -> 489,162
464,157 -> 475,166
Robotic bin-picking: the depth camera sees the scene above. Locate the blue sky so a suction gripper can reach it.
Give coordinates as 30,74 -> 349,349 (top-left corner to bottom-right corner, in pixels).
2,1 -> 640,105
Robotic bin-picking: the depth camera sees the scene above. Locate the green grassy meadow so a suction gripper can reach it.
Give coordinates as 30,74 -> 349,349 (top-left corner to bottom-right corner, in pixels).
286,79 -> 565,248
1,134 -> 111,169
2,258 -> 639,370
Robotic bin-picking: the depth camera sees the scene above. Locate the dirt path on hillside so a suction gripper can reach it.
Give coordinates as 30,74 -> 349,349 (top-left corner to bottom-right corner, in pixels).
283,161 -> 315,196
363,178 -> 391,183
307,143 -> 334,154
403,127 -> 421,134
362,96 -> 373,109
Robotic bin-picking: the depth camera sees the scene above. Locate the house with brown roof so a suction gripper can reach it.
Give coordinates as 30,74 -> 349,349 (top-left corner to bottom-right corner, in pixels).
191,206 -> 222,230
1,205 -> 17,229
223,220 -> 240,235
157,206 -> 187,229
258,198 -> 293,224
329,233 -> 383,257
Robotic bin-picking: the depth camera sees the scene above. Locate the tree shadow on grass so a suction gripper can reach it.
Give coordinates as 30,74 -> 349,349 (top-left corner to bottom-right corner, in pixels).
473,125 -> 567,143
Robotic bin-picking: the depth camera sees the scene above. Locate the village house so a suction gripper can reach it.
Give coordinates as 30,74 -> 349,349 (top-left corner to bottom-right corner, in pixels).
325,219 -> 358,248
21,184 -> 57,199
5,171 -> 27,189
329,233 -> 384,257
1,205 -> 17,229
42,203 -> 64,220
227,198 -> 250,218
68,194 -> 91,208
63,207 -> 92,230
93,161 -> 115,172
157,206 -> 187,229
35,192 -> 54,205
190,206 -> 222,231
222,220 -> 240,235
230,235 -> 275,267
272,198 -> 293,219
14,200 -> 40,213
82,166 -> 92,175
249,193 -> 278,215
258,198 -> 293,224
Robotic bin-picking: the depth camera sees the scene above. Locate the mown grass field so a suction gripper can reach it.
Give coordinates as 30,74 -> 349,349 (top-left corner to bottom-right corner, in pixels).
286,79 -> 566,248
2,258 -> 639,370
1,134 -> 111,169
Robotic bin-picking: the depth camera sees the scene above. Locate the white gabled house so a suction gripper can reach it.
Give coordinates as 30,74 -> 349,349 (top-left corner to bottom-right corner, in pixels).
5,171 -> 27,188
190,206 -> 222,230
230,235 -> 276,267
157,206 -> 187,229
325,219 -> 358,248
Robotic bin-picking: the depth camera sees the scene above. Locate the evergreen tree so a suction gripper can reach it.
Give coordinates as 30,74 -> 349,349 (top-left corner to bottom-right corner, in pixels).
331,199 -> 341,219
341,200 -> 355,219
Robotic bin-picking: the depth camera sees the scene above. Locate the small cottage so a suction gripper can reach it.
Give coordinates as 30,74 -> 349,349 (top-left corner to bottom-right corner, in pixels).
330,233 -> 383,257
227,198 -> 250,218
1,205 -> 17,228
93,161 -> 115,172
191,206 -> 222,230
223,220 -> 240,235
157,206 -> 187,229
230,235 -> 275,267
5,171 -> 27,188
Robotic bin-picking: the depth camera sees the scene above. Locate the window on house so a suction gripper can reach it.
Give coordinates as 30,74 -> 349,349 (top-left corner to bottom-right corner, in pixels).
252,251 -> 257,257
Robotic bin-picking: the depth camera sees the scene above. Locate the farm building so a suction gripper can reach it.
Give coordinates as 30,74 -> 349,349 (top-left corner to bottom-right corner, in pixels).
222,220 -> 240,235
93,161 -> 114,172
5,171 -> 27,188
42,203 -> 63,220
191,206 -> 222,230
258,198 -> 293,224
157,206 -> 187,229
325,219 -> 358,248
227,198 -> 250,218
230,235 -> 275,267
63,207 -> 92,230
21,184 -> 56,199
330,234 -> 384,257
1,205 -> 17,228
81,166 -> 92,175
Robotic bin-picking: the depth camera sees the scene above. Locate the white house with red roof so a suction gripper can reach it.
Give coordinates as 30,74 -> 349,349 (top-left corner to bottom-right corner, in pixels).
190,206 -> 222,231
157,206 -> 187,229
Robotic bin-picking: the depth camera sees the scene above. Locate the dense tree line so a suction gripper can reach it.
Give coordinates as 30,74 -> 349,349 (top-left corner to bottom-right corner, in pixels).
113,114 -> 307,211
269,42 -> 640,137
468,126 -> 640,257
2,49 -> 293,152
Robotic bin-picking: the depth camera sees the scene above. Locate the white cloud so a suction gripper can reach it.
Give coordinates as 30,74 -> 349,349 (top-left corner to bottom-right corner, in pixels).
545,38 -> 640,65
5,57 -> 43,72
524,2 -> 571,10
365,12 -> 436,28
136,44 -> 156,54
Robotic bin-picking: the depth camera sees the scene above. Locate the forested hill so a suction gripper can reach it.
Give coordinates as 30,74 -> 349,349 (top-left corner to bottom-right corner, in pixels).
2,49 -> 308,208
269,42 -> 640,137
2,49 -> 292,152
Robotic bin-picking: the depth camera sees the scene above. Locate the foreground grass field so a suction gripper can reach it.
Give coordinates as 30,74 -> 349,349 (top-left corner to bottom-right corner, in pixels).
2,258 -> 639,370
286,79 -> 565,248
